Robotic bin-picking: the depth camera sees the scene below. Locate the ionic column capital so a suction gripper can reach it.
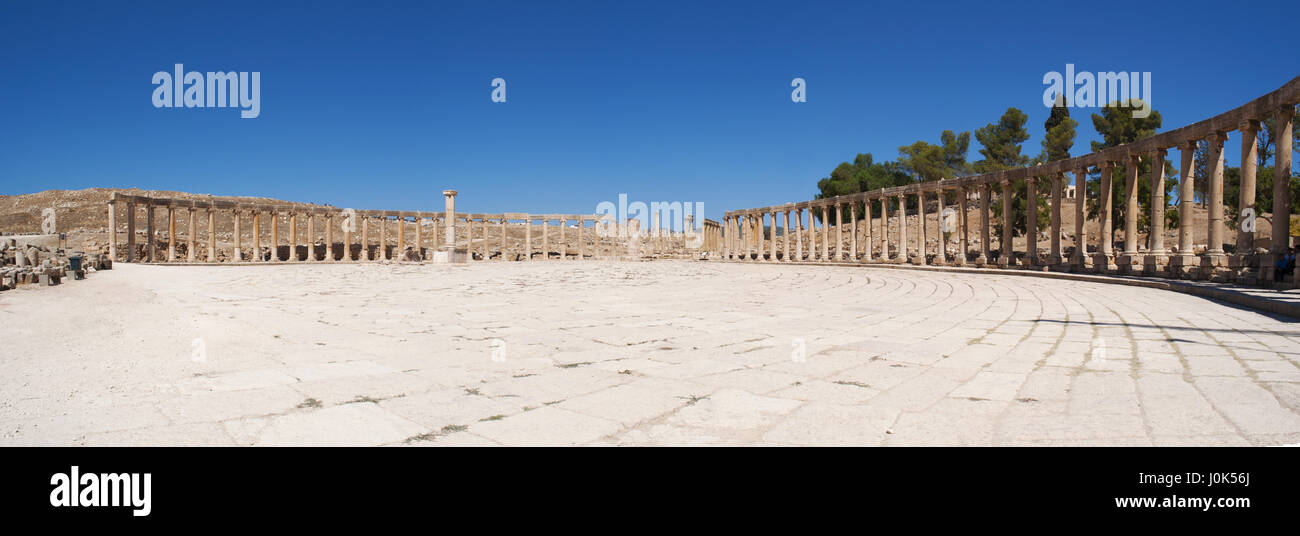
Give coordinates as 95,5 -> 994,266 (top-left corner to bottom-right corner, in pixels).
1239,119 -> 1261,132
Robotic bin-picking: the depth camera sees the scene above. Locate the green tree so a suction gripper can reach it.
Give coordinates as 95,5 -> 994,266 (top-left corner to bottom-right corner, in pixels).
1085,100 -> 1177,249
973,107 -> 1031,173
1040,95 -> 1078,163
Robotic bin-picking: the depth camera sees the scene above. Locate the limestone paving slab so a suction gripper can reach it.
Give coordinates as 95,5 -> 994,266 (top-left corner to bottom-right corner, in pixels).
2,261 -> 1298,446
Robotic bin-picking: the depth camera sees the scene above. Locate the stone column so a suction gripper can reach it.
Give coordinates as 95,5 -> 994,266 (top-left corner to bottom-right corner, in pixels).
167,205 -> 177,261
307,212 -> 316,262
1073,169 -> 1087,267
443,190 -> 458,251
1118,155 -> 1141,273
896,195 -> 907,262
1145,149 -> 1169,273
126,201 -> 136,262
936,187 -> 946,264
501,217 -> 509,260
1266,107 -> 1294,284
326,213 -> 335,262
915,192 -> 927,265
207,208 -> 216,262
956,187 -> 968,266
1050,174 -> 1063,265
794,209 -> 804,261
1205,131 -> 1228,261
233,208 -> 242,262
834,203 -> 843,261
541,216 -> 549,260
578,217 -> 586,260
525,216 -> 532,260
412,216 -> 420,261
560,217 -> 567,260
849,202 -> 859,261
1026,176 -> 1038,266
467,217 -> 475,260
107,196 -> 117,261
880,198 -> 890,261
864,198 -> 874,261
1096,161 -> 1116,272
1237,120 -> 1260,256
378,216 -> 388,261
341,213 -> 350,261
254,210 -> 263,263
397,216 -> 406,260
272,210 -> 280,261
977,184 -> 990,266
814,206 -> 824,261
998,180 -> 1014,268
360,215 -> 369,261
145,201 -> 155,262
769,209 -> 777,261
783,210 -> 792,262
1272,108 -> 1293,256
290,211 -> 300,262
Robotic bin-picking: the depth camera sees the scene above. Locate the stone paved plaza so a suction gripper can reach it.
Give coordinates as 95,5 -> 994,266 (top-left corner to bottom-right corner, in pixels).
3,261 -> 1300,446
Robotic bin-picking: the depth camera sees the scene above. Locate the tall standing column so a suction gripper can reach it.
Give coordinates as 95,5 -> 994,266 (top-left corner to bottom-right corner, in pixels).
1050,174 -> 1063,265
272,210 -> 281,261
578,217 -> 586,260
290,211 -> 300,262
107,196 -> 117,262
326,213 -> 335,262
443,190 -> 458,254
794,210 -> 804,261
233,208 -> 242,262
145,201 -> 155,263
998,180 -> 1015,267
188,207 -> 198,262
834,203 -> 843,261
1237,120 -> 1260,257
1073,169 -> 1087,267
783,210 -> 792,262
916,192 -> 927,265
722,216 -> 730,259
307,212 -> 316,262
1146,149 -> 1168,273
864,198 -> 874,261
525,217 -> 533,260
1119,154 -> 1141,273
1026,176 -> 1038,266
1096,161 -> 1116,272
936,188 -> 947,264
1205,131 -> 1228,263
955,187 -> 968,266
125,201 -> 136,262
167,205 -> 176,261
378,216 -> 388,261
880,198 -> 890,260
895,195 -> 907,262
819,206 -> 829,261
207,208 -> 216,262
1269,107 -> 1294,283
849,202 -> 859,261
769,209 -> 777,261
977,184 -> 990,265
360,215 -> 369,261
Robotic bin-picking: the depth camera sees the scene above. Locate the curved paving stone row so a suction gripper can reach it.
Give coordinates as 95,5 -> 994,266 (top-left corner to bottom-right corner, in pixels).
2,261 -> 1298,446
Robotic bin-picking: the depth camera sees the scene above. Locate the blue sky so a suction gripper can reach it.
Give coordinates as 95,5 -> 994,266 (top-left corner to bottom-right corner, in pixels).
1,0 -> 1296,224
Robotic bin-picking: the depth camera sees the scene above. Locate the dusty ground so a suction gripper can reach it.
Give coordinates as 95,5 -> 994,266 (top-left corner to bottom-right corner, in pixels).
2,260 -> 1298,446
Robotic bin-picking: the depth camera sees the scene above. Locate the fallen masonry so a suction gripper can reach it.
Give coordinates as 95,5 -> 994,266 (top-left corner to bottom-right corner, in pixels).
0,236 -> 111,291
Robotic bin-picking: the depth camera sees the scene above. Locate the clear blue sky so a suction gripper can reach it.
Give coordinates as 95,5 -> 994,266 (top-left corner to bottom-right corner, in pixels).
1,0 -> 1296,224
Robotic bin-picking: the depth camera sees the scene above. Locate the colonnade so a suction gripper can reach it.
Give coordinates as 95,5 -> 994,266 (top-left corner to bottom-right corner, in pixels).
722,76 -> 1299,284
107,193 -> 655,263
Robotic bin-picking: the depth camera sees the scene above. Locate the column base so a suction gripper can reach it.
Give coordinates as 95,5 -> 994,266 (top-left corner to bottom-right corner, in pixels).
1140,253 -> 1168,276
974,255 -> 987,267
1093,253 -> 1116,274
997,255 -> 1014,268
1199,253 -> 1229,281
432,246 -> 469,264
1116,253 -> 1142,275
910,255 -> 926,266
1165,254 -> 1196,279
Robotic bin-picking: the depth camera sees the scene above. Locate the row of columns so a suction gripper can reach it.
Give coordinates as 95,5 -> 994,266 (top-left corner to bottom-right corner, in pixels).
723,106 -> 1295,283
106,194 -> 665,263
